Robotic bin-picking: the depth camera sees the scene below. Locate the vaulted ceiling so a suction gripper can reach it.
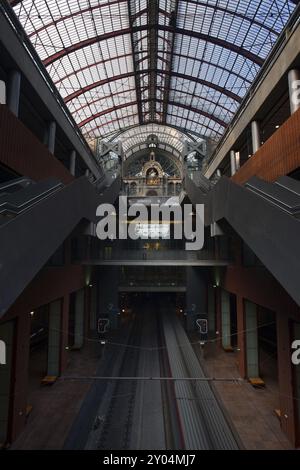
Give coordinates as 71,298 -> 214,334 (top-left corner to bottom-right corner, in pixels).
9,0 -> 298,147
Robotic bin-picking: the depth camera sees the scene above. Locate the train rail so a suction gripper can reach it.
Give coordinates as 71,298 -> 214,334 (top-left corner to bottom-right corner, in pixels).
68,304 -> 240,450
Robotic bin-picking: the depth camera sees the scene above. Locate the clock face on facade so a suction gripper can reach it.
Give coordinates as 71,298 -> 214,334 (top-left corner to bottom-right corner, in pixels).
146,167 -> 160,185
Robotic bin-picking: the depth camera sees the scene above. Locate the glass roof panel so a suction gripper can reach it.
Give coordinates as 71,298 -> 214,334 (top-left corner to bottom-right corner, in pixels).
11,0 -> 297,148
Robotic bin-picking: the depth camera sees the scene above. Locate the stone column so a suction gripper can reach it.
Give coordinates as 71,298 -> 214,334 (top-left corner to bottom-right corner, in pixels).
89,284 -> 98,332
0,321 -> 14,444
288,69 -> 300,115
73,289 -> 85,349
215,287 -> 222,347
230,150 -> 237,176
245,300 -> 259,378
230,150 -> 240,176
0,80 -> 6,105
60,294 -> 70,373
10,312 -> 31,442
207,286 -> 216,338
221,290 -> 231,350
47,300 -> 62,377
186,267 -> 207,332
251,120 -> 261,154
236,295 -> 246,377
277,312 -> 297,445
98,267 -> 119,330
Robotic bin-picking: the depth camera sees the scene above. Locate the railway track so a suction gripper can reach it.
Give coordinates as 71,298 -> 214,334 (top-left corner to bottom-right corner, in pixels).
162,309 -> 239,450
82,303 -> 239,450
91,315 -> 142,450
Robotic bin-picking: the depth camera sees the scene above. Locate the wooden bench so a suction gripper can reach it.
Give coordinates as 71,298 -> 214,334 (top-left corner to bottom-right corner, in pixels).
41,376 -> 57,386
249,377 -> 265,388
274,409 -> 281,420
26,404 -> 33,418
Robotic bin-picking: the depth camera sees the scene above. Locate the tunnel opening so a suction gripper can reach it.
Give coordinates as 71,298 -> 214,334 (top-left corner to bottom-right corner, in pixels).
119,292 -> 181,321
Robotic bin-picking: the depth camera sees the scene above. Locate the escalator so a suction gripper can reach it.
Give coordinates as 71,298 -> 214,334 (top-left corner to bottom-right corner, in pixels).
0,175 -> 120,318
185,173 -> 300,306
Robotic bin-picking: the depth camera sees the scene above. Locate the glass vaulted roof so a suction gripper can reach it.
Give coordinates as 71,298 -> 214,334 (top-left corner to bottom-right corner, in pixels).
10,0 -> 297,148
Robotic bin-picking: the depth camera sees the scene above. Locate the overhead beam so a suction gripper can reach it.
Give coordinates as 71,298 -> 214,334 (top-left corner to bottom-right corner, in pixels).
69,85 -> 234,119
81,109 -> 225,140
84,115 -> 223,140
53,50 -> 250,91
181,0 -> 282,36
64,70 -> 243,104
43,25 -> 264,67
128,0 -> 143,124
148,0 -> 159,121
162,1 -> 179,124
100,123 -> 205,142
8,0 -> 282,37
77,99 -> 228,129
71,87 -> 138,114
54,52 -> 132,85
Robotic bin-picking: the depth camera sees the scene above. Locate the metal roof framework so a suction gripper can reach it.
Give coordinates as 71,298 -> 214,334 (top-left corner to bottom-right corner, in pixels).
9,0 -> 297,149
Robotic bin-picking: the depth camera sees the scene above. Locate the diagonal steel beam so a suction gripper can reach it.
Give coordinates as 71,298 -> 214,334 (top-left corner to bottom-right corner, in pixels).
8,0 -> 283,37
162,1 -> 179,124
42,25 -> 264,67
69,84 -> 233,119
77,98 -> 228,129
128,0 -> 143,124
84,113 -> 224,138
148,0 -> 159,121
64,70 -> 243,104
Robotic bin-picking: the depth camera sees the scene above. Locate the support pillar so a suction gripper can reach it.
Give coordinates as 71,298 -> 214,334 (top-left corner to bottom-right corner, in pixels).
73,289 -> 85,349
60,294 -> 69,373
47,300 -> 61,377
221,290 -> 232,351
89,284 -> 98,332
291,321 -> 300,447
69,150 -> 76,177
288,69 -> 300,115
10,312 -> 31,442
7,70 -> 21,117
98,267 -> 119,330
230,150 -> 240,176
215,287 -> 222,347
207,286 -> 216,338
0,321 -> 14,444
245,300 -> 259,378
186,267 -> 207,332
277,312 -> 296,445
236,296 -> 246,377
251,120 -> 261,155
47,121 -> 56,155
0,80 -> 6,105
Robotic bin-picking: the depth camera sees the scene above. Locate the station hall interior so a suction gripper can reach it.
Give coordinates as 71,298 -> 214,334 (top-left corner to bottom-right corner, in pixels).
1,0 -> 300,451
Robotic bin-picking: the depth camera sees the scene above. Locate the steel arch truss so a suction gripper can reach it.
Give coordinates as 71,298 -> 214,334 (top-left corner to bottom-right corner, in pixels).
10,0 -> 297,144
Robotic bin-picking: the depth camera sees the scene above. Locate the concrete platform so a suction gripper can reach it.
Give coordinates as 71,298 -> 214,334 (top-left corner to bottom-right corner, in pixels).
11,341 -> 100,450
190,335 -> 293,450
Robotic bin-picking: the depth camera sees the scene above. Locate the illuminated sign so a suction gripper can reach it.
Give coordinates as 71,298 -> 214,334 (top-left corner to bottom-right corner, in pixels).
134,223 -> 170,239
